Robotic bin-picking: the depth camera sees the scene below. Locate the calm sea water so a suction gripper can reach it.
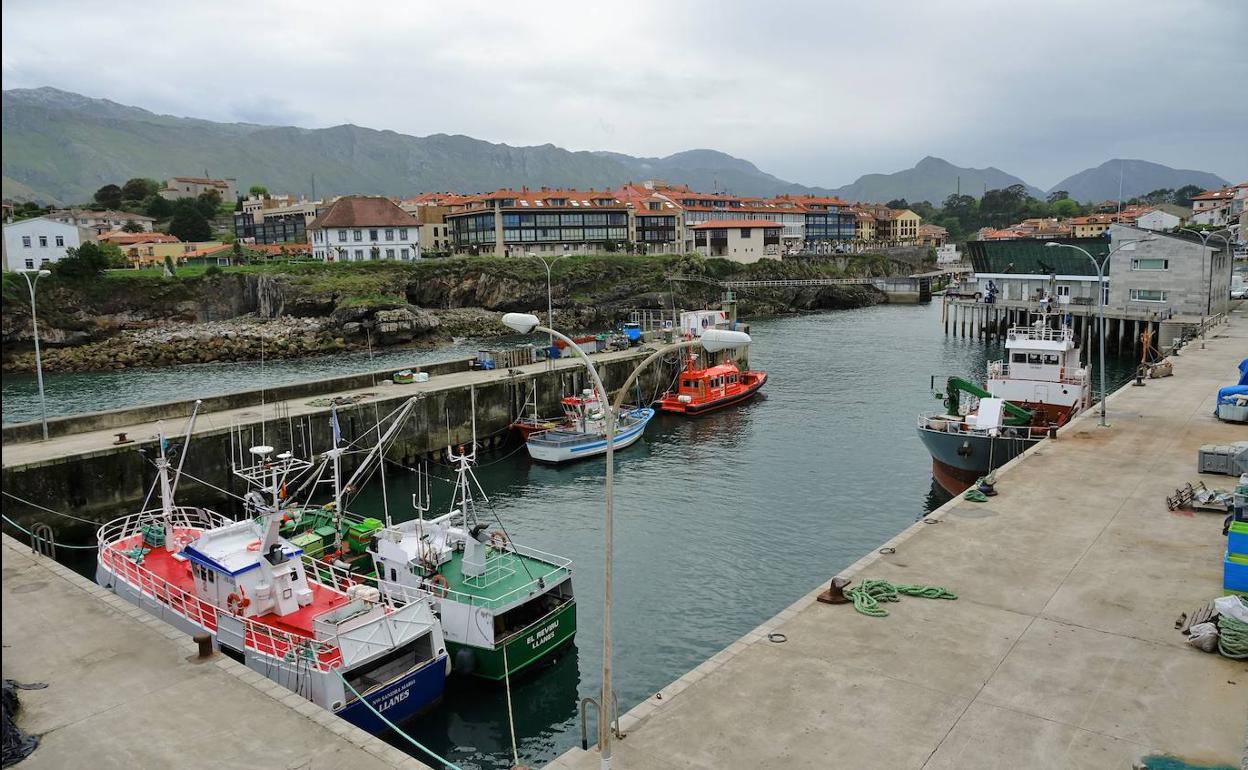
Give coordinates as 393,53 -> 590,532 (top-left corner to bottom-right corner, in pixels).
10,302 -> 1139,769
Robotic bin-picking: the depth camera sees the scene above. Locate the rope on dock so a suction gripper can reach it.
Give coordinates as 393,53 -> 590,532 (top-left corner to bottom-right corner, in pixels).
331,668 -> 466,770
1217,612 -> 1248,659
1,514 -> 98,550
846,579 -> 958,618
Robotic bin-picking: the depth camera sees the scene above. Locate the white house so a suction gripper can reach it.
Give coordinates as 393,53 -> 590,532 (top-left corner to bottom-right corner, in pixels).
308,196 -> 421,262
49,209 -> 156,233
2,218 -> 94,271
1135,207 -> 1183,232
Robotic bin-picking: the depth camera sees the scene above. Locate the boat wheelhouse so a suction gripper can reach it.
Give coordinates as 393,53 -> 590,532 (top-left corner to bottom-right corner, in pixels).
917,316 -> 1090,494
525,389 -> 654,464
656,351 -> 767,415
96,438 -> 449,734
371,445 -> 576,680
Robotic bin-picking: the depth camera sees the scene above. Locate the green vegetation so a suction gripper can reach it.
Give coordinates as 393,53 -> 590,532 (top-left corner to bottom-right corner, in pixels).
93,183 -> 123,209
167,202 -> 212,241
53,241 -> 127,280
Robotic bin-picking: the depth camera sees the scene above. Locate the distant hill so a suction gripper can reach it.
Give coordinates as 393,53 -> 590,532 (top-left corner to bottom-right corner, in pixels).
825,156 -> 1044,205
0,88 -> 1231,210
1049,159 -> 1227,203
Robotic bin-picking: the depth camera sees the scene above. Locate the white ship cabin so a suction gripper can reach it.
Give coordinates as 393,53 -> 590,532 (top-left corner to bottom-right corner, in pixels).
182,518 -> 314,618
371,512 -> 572,651
988,322 -> 1089,419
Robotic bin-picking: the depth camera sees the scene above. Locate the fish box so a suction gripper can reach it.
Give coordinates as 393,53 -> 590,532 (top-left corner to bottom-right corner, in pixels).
1226,551 -> 1248,595
291,532 -> 324,558
313,525 -> 337,545
1229,521 -> 1248,558
347,517 -> 383,553
1199,444 -> 1240,475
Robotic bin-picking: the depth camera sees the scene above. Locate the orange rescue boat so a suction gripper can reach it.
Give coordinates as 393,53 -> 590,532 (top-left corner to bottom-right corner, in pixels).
657,352 -> 767,416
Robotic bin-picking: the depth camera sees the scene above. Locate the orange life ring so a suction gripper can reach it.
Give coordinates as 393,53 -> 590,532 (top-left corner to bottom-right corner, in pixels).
227,587 -> 251,613
427,574 -> 449,598
488,530 -> 509,550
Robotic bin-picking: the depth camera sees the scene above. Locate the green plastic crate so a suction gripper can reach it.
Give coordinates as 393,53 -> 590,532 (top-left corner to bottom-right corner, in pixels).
313,525 -> 337,544
291,532 -> 324,558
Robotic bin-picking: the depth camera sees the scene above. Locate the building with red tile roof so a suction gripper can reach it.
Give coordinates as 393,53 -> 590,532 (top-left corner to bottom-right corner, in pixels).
444,188 -> 630,256
691,219 -> 782,263
308,196 -> 420,262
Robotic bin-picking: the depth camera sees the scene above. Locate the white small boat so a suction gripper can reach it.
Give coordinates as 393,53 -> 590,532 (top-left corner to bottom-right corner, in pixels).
525,389 -> 654,464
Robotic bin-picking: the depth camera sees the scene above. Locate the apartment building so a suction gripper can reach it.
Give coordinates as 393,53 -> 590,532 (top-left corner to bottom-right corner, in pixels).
400,193 -> 464,254
445,188 -> 630,256
48,209 -> 156,233
308,196 -> 420,261
3,218 -> 94,271
692,220 -> 782,263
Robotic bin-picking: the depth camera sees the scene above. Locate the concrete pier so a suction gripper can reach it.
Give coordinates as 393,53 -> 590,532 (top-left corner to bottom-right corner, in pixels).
552,311 -> 1248,769
0,533 -> 432,770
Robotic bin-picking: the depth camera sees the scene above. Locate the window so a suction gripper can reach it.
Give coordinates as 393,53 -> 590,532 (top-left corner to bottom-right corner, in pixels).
338,229 -> 348,241
399,228 -> 408,240
55,236 -> 64,247
24,259 -> 34,269
741,228 -> 752,238
1027,353 -> 1042,364
1055,285 -> 1070,297
1043,354 -> 1060,365
354,249 -> 364,260
21,236 -> 31,247
353,229 -> 363,241
401,248 -> 410,259
384,229 -> 394,241
385,248 -> 395,259
38,236 -> 47,247
1131,258 -> 1169,270
1129,289 -> 1167,302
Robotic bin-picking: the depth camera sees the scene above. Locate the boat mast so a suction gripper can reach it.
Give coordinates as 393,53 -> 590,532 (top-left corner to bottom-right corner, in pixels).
155,422 -> 176,547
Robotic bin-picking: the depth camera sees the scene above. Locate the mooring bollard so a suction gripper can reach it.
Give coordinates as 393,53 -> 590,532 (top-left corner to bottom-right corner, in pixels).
194,633 -> 214,661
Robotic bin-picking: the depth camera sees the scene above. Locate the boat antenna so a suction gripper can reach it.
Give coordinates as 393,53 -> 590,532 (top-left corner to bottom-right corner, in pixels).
410,459 -> 431,529
329,405 -> 344,553
169,400 -> 202,499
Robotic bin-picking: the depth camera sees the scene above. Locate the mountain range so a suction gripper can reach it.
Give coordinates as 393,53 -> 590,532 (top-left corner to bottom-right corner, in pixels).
0,87 -> 1230,207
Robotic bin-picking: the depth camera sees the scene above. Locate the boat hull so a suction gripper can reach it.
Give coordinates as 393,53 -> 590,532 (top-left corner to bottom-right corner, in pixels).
916,424 -> 1040,495
526,408 -> 654,464
658,372 -> 767,416
448,599 -> 577,680
335,654 -> 448,734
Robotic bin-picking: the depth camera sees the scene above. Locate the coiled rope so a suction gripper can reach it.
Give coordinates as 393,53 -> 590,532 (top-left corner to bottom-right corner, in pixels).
847,579 -> 958,617
1217,611 -> 1248,660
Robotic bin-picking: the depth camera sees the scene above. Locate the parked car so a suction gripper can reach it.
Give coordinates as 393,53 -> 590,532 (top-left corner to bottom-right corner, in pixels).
1231,285 -> 1247,300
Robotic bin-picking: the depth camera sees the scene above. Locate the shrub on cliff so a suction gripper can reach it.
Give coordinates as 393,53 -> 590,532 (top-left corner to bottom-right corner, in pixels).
54,242 -> 117,280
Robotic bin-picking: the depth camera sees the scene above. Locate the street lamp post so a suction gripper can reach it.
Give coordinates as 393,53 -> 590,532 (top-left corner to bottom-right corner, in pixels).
1045,237 -> 1154,428
19,269 -> 53,440
500,312 -> 750,770
527,251 -> 568,351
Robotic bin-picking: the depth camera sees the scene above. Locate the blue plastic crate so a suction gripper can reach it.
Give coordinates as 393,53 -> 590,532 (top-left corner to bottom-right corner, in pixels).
1225,551 -> 1248,595
1229,521 -> 1248,557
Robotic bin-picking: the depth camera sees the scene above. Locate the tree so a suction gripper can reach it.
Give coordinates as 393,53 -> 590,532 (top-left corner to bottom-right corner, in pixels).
1173,185 -> 1204,207
1142,188 -> 1173,205
94,184 -> 123,210
121,178 -> 159,202
167,204 -> 212,241
1050,198 -> 1080,218
1046,190 -> 1070,204
248,185 -> 268,197
885,198 -> 909,210
55,242 -> 114,279
144,195 -> 173,219
121,219 -> 145,233
195,189 -> 222,219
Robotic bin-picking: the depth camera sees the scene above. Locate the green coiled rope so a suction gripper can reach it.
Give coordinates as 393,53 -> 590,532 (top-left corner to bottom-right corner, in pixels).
847,579 -> 958,617
1217,611 -> 1248,660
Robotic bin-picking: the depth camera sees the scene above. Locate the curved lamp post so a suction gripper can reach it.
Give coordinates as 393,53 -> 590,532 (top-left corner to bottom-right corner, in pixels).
501,312 -> 750,770
19,269 -> 52,440
527,251 -> 569,351
1046,236 -> 1154,427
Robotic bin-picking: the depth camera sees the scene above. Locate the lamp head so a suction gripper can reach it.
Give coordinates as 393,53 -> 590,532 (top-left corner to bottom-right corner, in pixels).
1044,242 -> 1061,248
38,269 -> 51,277
501,312 -> 541,334
699,328 -> 752,352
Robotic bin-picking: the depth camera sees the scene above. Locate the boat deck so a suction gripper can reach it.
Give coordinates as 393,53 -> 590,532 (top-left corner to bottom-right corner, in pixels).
440,549 -> 569,609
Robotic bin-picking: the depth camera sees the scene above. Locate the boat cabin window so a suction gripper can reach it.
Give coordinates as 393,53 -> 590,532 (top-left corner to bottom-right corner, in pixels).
728,375 -> 738,384
1012,353 -> 1027,363
682,379 -> 696,388
1043,354 -> 1060,365
390,568 -> 398,582
1027,354 -> 1042,365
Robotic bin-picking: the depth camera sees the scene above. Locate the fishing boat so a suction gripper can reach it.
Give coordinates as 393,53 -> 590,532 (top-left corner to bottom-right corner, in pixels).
371,444 -> 576,680
916,314 -> 1090,495
96,422 -> 449,734
525,388 -> 654,464
656,351 -> 767,415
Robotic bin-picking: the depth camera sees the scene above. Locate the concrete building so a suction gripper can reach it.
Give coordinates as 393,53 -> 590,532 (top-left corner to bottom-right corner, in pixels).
772,195 -> 855,253
446,188 -> 630,256
400,193 -> 464,255
1069,214 -> 1116,238
691,220 -> 781,263
234,198 -> 320,245
1134,205 -> 1186,232
1190,186 -> 1235,224
2,217 -> 94,271
616,183 -> 684,255
159,176 -> 237,202
48,209 -> 155,233
308,196 -> 420,262
918,223 -> 948,248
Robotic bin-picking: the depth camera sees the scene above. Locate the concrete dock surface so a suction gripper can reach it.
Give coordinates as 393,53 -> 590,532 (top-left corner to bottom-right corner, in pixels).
553,312 -> 1248,769
2,347 -> 647,469
1,533 -> 432,770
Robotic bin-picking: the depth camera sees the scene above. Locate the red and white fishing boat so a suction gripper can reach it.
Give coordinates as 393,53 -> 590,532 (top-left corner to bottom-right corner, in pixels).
656,351 -> 767,415
95,421 -> 449,735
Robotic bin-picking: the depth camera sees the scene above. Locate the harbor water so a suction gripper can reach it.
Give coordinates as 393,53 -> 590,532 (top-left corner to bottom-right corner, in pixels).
7,302 -> 1140,769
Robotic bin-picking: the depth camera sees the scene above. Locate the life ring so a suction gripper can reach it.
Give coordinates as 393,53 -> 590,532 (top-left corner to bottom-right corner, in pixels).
227,587 -> 251,613
488,530 -> 509,550
246,540 -> 261,551
427,574 -> 449,598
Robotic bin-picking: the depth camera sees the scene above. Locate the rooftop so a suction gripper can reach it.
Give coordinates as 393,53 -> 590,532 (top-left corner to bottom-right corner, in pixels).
309,196 -> 418,228
692,219 -> 782,229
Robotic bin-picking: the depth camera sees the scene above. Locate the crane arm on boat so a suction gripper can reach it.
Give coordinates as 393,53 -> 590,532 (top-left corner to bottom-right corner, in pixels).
940,377 -> 1032,426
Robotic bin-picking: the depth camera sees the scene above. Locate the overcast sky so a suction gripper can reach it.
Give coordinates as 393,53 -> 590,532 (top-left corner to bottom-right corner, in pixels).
3,0 -> 1245,189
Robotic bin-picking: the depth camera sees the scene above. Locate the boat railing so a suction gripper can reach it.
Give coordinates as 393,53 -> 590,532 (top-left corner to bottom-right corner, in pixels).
987,361 -> 1088,385
1005,326 -> 1074,343
99,538 -> 343,672
376,545 -> 571,611
916,411 -> 1050,439
96,506 -> 235,549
